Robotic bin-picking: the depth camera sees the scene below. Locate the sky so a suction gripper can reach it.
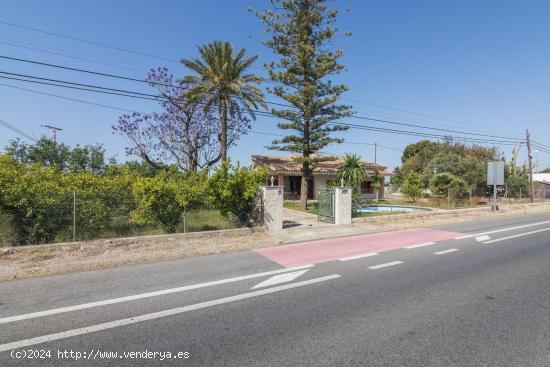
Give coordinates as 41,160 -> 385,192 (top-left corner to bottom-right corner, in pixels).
1,0 -> 550,170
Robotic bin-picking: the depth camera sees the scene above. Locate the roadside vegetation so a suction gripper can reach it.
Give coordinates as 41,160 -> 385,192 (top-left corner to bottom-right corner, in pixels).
0,146 -> 266,246
392,140 -> 529,207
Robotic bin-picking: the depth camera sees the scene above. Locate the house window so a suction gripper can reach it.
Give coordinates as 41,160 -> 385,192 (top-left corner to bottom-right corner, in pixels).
361,180 -> 374,194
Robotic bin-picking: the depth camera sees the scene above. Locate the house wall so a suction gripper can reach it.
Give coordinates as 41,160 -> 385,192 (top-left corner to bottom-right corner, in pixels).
313,175 -> 335,200
279,174 -> 388,200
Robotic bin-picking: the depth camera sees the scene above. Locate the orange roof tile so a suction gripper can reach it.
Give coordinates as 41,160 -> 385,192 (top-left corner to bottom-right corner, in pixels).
251,154 -> 393,176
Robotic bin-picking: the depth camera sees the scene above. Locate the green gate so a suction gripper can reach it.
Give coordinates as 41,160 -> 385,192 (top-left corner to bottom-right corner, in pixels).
318,189 -> 335,223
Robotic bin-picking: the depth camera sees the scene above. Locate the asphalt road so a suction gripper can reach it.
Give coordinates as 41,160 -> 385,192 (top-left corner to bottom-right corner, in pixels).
1,212 -> 550,366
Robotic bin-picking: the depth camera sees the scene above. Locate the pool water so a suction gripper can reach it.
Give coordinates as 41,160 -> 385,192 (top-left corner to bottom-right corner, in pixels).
360,205 -> 428,213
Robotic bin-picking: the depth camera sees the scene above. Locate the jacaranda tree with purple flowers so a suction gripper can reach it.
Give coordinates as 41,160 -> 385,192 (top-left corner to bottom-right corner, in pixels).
113,67 -> 251,171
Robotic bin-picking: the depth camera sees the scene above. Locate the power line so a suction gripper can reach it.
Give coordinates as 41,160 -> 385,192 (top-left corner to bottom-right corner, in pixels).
0,20 -> 179,64
0,37 -> 146,73
0,82 -> 138,113
0,116 -> 37,142
532,140 -> 550,151
249,130 -> 403,151
0,57 -> 525,142
0,22 -> 536,143
340,96 -> 522,137
0,74 -> 526,147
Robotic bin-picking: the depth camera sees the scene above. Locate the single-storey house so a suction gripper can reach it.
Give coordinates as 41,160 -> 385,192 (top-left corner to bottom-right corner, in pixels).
533,173 -> 550,199
251,154 -> 393,200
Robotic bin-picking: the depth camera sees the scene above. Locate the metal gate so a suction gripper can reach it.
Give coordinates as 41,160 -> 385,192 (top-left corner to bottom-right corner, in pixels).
318,189 -> 335,223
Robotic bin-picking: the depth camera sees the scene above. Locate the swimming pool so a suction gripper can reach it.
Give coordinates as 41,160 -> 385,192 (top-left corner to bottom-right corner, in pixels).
360,205 -> 429,213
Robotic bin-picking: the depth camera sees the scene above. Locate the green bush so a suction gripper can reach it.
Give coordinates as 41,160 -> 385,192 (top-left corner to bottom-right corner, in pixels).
506,175 -> 529,198
131,170 -> 209,233
0,154 -> 267,245
208,162 -> 267,225
429,173 -> 467,198
0,155 -> 71,244
402,172 -> 424,203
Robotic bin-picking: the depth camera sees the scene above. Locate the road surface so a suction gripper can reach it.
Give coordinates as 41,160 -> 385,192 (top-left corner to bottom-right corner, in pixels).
1,212 -> 550,366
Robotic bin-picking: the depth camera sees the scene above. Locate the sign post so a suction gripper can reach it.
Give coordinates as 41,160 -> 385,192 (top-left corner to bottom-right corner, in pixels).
487,161 -> 505,211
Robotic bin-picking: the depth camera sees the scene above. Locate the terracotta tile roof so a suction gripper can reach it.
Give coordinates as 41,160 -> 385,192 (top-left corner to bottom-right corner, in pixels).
251,154 -> 393,176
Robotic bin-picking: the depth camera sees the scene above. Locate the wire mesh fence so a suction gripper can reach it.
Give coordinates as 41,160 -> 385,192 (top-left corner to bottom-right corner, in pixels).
0,188 -> 242,247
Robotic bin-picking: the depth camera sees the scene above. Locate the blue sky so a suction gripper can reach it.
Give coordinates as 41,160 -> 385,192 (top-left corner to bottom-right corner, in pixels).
1,0 -> 550,170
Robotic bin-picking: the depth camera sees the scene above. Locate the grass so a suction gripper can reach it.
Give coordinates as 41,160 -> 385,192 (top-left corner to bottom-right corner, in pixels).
0,208 -> 238,247
179,209 -> 238,232
284,200 -> 320,215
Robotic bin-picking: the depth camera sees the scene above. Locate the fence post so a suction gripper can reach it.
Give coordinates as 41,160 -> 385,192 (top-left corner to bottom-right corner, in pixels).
72,190 -> 76,242
183,207 -> 187,233
261,186 -> 283,231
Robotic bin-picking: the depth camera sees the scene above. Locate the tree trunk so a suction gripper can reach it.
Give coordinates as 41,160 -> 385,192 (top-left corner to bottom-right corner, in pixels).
300,160 -> 309,210
220,101 -> 228,162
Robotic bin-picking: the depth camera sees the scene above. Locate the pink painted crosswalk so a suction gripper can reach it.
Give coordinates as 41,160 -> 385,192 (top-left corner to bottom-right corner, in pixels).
255,228 -> 462,267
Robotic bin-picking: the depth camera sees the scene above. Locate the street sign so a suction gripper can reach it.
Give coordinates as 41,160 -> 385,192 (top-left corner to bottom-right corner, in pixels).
487,161 -> 505,186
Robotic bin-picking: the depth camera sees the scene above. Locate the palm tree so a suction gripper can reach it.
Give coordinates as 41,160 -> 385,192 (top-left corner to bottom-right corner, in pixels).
181,41 -> 267,162
337,153 -> 367,189
337,154 -> 367,215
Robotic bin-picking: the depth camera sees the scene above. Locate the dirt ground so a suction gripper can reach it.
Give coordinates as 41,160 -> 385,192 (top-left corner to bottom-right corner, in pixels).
1,202 -> 549,281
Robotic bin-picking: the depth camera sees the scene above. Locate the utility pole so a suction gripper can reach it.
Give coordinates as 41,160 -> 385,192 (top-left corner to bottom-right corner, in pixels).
526,129 -> 535,203
374,142 -> 377,165
41,124 -> 63,144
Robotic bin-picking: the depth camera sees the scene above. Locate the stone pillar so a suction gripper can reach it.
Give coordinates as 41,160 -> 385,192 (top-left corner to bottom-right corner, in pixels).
334,187 -> 352,225
261,186 -> 284,231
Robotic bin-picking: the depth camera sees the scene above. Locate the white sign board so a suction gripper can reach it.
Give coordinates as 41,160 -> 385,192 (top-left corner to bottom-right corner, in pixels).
487,161 -> 505,186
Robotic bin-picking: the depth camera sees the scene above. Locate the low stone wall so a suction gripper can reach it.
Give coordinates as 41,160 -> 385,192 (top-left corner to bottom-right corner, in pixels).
0,226 -> 273,281
353,202 -> 550,224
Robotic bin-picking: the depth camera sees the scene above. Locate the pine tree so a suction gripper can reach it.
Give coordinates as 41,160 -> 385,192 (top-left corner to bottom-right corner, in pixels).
252,0 -> 353,209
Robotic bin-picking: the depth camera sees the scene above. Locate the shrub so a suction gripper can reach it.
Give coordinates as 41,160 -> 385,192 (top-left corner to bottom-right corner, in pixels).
208,162 -> 267,225
0,155 -> 72,244
429,173 -> 467,198
402,172 -> 424,203
131,170 -> 208,233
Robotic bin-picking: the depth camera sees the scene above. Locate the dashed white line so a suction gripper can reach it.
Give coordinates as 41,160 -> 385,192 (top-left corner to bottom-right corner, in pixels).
405,242 -> 436,249
339,252 -> 378,261
434,249 -> 459,255
475,235 -> 490,242
368,261 -> 403,270
482,227 -> 550,244
455,220 -> 550,239
0,264 -> 315,325
0,274 -> 341,352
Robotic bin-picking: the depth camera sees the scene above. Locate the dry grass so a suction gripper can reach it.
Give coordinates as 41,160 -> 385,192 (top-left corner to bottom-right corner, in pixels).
0,229 -> 277,281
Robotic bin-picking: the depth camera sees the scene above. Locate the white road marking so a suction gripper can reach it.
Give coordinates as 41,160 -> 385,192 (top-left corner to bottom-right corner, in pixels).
482,227 -> 550,244
339,252 -> 378,261
455,220 -> 550,239
368,261 -> 403,270
434,249 -> 459,255
251,269 -> 309,289
475,235 -> 491,242
405,242 -> 436,249
0,274 -> 340,353
0,264 -> 314,325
